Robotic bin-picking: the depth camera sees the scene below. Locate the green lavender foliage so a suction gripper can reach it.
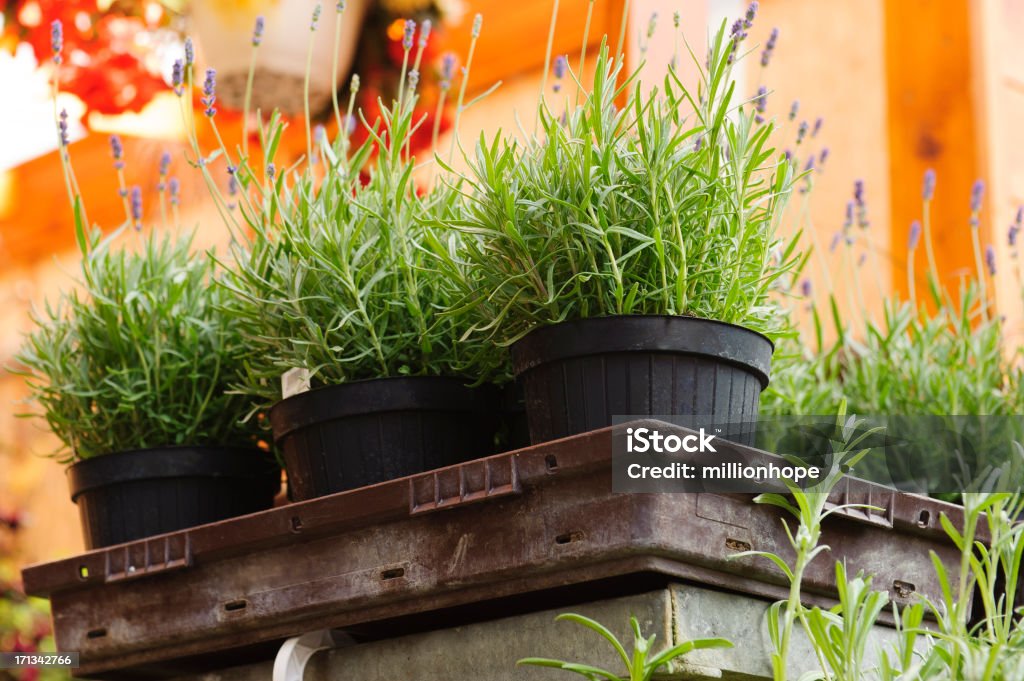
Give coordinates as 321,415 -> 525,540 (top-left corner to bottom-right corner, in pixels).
746,443 -> 1024,680
15,228 -> 261,462
433,25 -> 803,346
518,613 -> 731,681
762,284 -> 1020,419
221,100 -> 502,410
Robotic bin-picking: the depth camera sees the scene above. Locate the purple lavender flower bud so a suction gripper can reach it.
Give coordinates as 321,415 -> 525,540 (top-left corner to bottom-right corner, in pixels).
857,253 -> 867,267
419,20 -> 432,48
647,13 -> 658,39
909,220 -> 921,249
853,179 -> 865,206
694,135 -> 703,152
730,19 -> 744,38
783,149 -> 792,161
408,69 -> 420,89
168,177 -> 180,205
970,179 -> 985,212
985,244 -> 996,275
310,3 -> 322,31
228,173 -> 239,197
130,186 -> 143,228
109,135 -> 124,169
267,163 -> 276,181
843,201 -> 853,229
51,20 -> 63,65
788,100 -> 799,121
171,59 -> 184,96
1009,224 -> 1019,247
159,151 -> 171,177
796,120 -> 808,144
744,1 -> 758,29
829,232 -> 841,252
440,52 -> 456,91
755,85 -> 767,113
58,109 -> 69,147
337,0 -> 346,9
819,148 -> 829,165
403,19 -> 416,50
1016,206 -> 1023,226
252,16 -> 265,46
812,117 -> 823,137
803,155 -> 815,172
761,27 -> 778,67
552,55 -> 568,92
800,278 -> 811,297
184,37 -> 194,66
922,168 -> 936,200
472,14 -> 482,38
202,68 -> 217,118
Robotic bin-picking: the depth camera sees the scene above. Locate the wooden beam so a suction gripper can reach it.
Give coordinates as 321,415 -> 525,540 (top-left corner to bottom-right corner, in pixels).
885,0 -> 984,301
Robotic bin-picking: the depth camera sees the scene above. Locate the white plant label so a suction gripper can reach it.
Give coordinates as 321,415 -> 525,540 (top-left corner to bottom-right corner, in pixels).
281,368 -> 312,399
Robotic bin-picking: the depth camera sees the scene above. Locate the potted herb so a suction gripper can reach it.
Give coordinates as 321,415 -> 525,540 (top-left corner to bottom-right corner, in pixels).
15,224 -> 280,549
221,21 -> 501,500
437,20 -> 803,444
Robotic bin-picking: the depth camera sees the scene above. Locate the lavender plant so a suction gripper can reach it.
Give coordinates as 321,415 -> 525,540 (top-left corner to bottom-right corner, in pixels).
433,15 -> 803,346
13,20 -> 262,462
214,17 -> 501,409
518,613 -> 731,681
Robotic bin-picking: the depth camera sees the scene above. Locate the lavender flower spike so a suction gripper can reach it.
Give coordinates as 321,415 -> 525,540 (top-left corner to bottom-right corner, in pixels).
788,100 -> 799,121
109,135 -> 124,170
854,179 -> 865,207
169,177 -> 180,206
909,220 -> 921,249
310,3 -> 323,31
761,27 -> 778,67
553,55 -> 568,92
58,109 -> 70,147
755,85 -> 767,113
408,69 -> 420,89
403,19 -> 416,50
171,59 -> 184,96
800,278 -> 811,297
744,2 -> 758,29
922,168 -> 936,200
419,20 -> 432,49
51,20 -> 63,65
970,179 -> 985,212
202,68 -> 217,118
130,186 -> 143,229
985,244 -> 996,276
184,37 -> 194,66
1009,223 -> 1020,247
440,52 -> 456,91
472,14 -> 483,38
252,16 -> 265,47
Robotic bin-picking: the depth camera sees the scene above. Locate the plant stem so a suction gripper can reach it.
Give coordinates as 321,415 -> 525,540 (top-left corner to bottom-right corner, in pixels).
536,0 -> 561,135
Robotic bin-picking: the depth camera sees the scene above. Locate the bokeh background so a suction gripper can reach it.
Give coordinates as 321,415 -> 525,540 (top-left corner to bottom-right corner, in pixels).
0,0 -> 1022,574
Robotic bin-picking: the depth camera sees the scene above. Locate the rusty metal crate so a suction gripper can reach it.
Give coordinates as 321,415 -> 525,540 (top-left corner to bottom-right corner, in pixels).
22,422 -> 967,678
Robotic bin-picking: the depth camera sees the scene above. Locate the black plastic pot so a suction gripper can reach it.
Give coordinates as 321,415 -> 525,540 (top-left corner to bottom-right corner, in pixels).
510,315 -> 773,445
496,380 -> 531,452
269,376 -> 499,501
68,447 -> 281,550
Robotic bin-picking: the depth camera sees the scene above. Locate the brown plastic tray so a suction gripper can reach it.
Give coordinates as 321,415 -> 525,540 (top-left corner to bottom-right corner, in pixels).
22,421 -> 967,677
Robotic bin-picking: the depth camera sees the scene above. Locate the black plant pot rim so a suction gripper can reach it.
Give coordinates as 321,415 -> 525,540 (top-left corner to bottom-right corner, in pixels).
510,314 -> 774,388
269,375 -> 494,442
67,446 -> 279,501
